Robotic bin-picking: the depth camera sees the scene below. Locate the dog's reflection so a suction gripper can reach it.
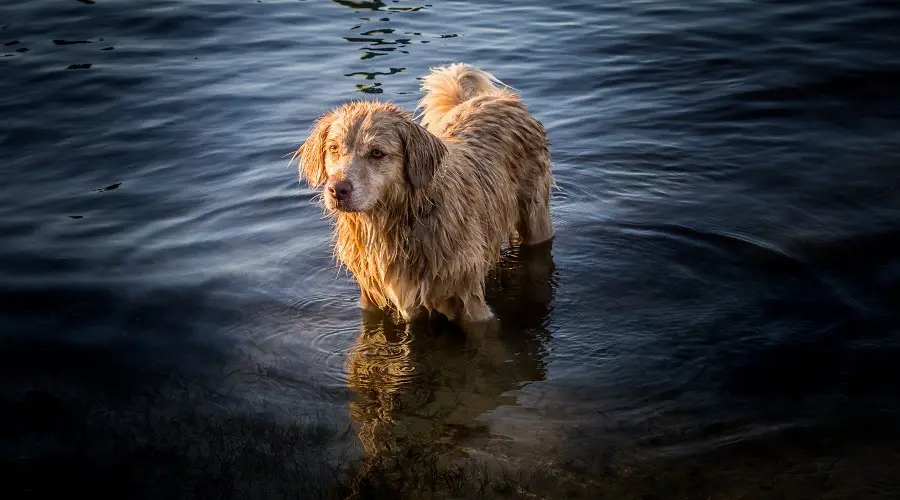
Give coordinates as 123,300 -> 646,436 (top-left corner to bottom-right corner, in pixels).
346,241 -> 558,464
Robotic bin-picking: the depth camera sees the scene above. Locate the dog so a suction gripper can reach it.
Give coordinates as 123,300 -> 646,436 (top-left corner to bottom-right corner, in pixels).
295,63 -> 553,324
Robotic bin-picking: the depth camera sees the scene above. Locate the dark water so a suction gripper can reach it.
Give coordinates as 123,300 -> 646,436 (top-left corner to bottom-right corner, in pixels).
3,0 -> 900,498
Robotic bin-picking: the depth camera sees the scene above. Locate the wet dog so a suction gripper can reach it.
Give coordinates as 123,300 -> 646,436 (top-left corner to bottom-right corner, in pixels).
295,63 -> 553,324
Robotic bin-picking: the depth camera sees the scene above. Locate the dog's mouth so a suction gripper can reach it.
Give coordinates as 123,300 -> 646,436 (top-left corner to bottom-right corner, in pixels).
325,196 -> 362,214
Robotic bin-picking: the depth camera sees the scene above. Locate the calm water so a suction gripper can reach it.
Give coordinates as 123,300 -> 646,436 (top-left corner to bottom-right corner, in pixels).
3,0 -> 900,498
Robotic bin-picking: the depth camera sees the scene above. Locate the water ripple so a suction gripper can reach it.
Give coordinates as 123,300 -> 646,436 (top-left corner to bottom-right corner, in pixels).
4,0 -> 900,495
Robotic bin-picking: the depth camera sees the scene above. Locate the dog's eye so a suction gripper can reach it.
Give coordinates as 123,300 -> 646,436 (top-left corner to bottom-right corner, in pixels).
369,149 -> 385,159
328,145 -> 339,154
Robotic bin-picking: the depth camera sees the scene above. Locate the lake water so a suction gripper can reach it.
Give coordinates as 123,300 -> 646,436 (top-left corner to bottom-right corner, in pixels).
2,0 -> 900,498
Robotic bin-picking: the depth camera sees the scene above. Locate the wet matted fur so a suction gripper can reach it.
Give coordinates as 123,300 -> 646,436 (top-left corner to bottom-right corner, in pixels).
296,63 -> 553,324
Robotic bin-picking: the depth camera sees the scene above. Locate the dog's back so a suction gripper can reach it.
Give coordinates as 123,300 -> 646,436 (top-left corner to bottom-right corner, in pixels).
417,63 -> 554,245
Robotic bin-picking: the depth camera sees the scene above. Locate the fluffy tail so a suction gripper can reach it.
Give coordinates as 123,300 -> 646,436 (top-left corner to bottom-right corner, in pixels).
416,63 -> 513,132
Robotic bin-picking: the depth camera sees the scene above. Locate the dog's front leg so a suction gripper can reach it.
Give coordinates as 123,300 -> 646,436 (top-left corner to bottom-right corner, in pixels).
456,296 -> 501,340
435,294 -> 494,324
399,305 -> 428,323
461,296 -> 494,323
359,289 -> 378,310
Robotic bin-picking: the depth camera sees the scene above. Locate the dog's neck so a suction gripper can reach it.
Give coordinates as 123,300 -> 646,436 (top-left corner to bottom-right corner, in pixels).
331,186 -> 442,309
343,186 -> 438,239
335,184 -> 439,250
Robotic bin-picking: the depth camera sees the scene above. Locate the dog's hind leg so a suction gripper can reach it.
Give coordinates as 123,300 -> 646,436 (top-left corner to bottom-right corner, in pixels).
515,157 -> 554,244
516,196 -> 553,245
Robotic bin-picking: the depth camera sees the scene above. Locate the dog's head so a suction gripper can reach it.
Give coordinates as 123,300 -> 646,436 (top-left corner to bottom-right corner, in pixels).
297,101 -> 448,213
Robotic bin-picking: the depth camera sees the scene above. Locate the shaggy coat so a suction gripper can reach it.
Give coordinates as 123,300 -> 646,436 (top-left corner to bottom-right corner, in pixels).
297,63 -> 553,323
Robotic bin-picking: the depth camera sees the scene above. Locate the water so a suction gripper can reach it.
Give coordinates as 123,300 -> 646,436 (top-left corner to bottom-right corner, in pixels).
2,0 -> 900,498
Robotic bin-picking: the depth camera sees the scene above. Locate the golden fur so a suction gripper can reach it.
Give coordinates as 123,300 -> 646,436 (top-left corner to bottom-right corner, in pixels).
296,63 -> 553,323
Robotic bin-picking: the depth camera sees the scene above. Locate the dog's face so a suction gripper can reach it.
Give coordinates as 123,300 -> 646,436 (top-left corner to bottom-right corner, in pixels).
297,101 -> 447,213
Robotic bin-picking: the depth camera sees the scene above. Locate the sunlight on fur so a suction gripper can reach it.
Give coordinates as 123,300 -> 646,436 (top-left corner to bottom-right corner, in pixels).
296,63 -> 554,324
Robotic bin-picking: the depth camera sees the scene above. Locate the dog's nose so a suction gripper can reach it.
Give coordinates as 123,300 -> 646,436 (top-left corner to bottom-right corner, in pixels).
327,179 -> 353,201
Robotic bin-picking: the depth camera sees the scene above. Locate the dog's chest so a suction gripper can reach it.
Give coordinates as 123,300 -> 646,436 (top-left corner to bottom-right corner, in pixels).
336,216 -> 432,313
372,248 -> 426,314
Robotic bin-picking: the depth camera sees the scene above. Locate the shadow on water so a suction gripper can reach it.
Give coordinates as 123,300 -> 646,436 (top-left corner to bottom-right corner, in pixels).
0,282 -> 354,499
334,241 -> 558,498
0,244 -> 564,500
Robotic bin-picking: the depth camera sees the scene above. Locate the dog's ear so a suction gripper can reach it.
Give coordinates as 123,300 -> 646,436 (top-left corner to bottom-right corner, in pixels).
297,114 -> 334,188
399,121 -> 447,189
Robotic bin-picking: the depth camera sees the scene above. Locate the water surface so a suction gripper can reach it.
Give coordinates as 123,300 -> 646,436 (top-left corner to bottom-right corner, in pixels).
2,0 -> 900,498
